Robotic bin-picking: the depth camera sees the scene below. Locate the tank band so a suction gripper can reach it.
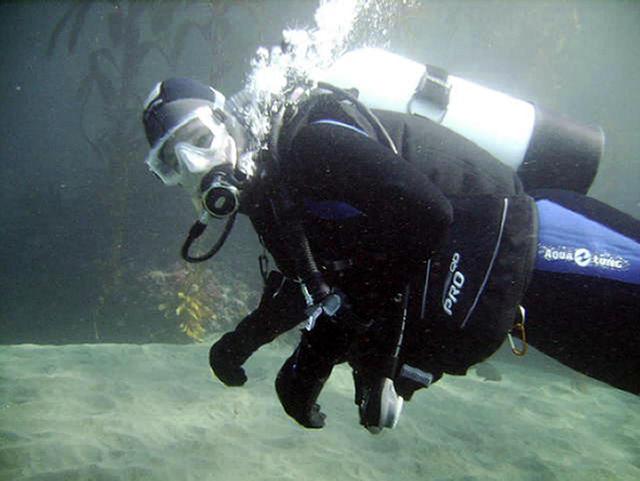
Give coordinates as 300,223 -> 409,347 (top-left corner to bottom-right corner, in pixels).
411,64 -> 451,121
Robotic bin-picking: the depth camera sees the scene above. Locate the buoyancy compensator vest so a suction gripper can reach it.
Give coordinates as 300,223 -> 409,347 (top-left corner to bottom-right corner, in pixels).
263,85 -> 539,384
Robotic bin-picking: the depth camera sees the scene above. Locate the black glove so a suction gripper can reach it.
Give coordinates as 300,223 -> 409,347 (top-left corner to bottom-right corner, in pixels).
275,312 -> 353,428
209,332 -> 250,386
275,343 -> 329,428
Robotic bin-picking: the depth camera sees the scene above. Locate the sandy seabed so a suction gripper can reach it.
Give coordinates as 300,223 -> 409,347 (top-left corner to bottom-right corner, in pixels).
1,339 -> 638,481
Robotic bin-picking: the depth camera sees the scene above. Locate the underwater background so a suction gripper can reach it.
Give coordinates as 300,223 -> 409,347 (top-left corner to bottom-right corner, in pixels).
1,0 -> 639,344
0,1 -> 639,480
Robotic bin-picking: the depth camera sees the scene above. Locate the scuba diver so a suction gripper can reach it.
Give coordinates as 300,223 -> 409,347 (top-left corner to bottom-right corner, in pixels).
141,49 -> 639,433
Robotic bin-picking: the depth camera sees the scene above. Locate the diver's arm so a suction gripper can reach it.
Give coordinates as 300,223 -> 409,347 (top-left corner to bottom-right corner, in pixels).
286,122 -> 454,257
209,271 -> 308,386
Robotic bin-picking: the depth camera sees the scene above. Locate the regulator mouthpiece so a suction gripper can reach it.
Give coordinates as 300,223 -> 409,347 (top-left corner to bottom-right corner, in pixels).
202,174 -> 240,218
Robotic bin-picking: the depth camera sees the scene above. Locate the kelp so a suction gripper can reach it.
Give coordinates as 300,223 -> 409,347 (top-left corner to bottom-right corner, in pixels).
46,2 -> 92,56
46,0 -> 242,341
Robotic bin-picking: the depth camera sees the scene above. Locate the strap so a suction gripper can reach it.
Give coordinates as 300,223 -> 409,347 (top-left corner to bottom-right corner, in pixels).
410,64 -> 451,122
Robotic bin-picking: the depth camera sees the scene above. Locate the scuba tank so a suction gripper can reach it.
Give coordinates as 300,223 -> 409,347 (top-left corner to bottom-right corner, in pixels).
320,48 -> 604,195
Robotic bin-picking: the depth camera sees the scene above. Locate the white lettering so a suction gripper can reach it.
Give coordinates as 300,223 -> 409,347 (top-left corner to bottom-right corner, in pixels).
449,252 -> 460,273
443,267 -> 465,316
443,298 -> 453,316
539,244 -> 629,271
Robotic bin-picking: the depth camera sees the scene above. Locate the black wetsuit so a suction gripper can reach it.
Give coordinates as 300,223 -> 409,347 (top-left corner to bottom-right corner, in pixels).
210,93 -> 639,403
213,94 -> 535,395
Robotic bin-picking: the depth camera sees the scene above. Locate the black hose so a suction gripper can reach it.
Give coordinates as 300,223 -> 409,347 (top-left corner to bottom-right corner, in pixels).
181,213 -> 237,263
284,220 -> 329,302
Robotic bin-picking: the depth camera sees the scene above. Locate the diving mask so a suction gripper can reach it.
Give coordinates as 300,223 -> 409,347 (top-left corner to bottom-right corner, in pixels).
145,105 -> 237,189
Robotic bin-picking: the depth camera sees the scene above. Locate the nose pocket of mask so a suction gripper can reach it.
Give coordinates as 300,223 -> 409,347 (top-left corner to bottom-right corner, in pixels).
176,143 -> 216,174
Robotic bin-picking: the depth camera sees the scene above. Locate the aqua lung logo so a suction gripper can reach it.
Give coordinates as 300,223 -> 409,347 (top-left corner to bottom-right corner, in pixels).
442,252 -> 465,316
539,245 -> 629,270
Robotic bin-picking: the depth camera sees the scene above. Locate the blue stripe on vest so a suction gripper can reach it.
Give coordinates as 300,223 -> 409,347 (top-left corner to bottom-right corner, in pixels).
304,199 -> 363,220
303,120 -> 368,221
310,119 -> 370,137
534,199 -> 640,285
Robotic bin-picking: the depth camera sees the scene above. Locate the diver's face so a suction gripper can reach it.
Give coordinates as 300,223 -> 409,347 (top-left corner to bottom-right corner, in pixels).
146,106 -> 237,192
163,113 -> 237,196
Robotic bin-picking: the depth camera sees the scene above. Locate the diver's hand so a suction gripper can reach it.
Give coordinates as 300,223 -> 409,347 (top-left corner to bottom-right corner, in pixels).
275,315 -> 351,430
275,353 -> 327,428
209,337 -> 248,387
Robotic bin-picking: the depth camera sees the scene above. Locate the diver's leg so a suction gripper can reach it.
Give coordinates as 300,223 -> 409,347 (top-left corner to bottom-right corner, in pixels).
523,190 -> 640,394
209,271 -> 307,386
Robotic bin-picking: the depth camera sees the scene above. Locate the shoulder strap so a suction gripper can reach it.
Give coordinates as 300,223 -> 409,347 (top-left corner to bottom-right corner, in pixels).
275,89 -> 383,164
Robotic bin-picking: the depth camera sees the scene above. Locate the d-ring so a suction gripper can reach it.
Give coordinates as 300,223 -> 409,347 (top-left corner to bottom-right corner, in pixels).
507,305 -> 528,357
